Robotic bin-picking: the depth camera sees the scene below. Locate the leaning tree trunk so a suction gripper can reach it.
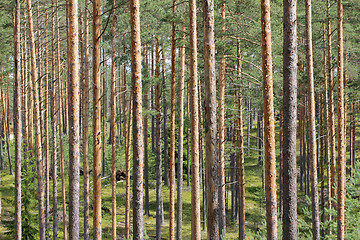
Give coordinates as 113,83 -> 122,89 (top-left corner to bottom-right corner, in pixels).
336,0 -> 345,238
282,0 -> 298,239
261,0 -> 278,239
189,0 -> 201,237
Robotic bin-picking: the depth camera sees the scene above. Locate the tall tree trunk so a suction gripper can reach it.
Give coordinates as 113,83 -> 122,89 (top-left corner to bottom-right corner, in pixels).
305,1 -> 320,237
203,0 -> 218,238
321,22 -> 329,238
92,0 -> 103,237
176,25 -> 185,240
144,46 -> 150,217
13,0 -> 22,237
162,48 -> 169,188
125,94 -> 133,239
282,0 -> 298,238
81,0 -> 90,238
155,39 -> 164,240
50,1 -> 58,237
336,0 -> 345,238
130,0 -> 144,237
237,42 -> 245,240
189,0 -> 201,237
218,3 -> 226,237
123,46 -> 131,239
43,14 -> 50,240
327,0 -> 336,215
169,1 -> 176,238
261,0 -> 278,239
111,1 -> 117,238
56,1 -> 68,237
102,50 -> 107,177
67,0 -> 81,238
26,0 -> 45,238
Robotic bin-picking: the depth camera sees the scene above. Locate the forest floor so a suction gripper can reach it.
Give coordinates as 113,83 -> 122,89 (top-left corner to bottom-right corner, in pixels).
0,121 -> 316,239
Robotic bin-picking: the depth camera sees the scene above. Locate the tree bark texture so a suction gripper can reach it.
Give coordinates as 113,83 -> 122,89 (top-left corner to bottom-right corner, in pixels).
26,0 -> 45,238
305,1 -> 320,238
282,0 -> 298,239
130,0 -> 144,237
336,0 -> 345,238
261,0 -> 278,238
169,2 -> 176,239
92,0 -> 102,237
67,0 -> 81,238
14,0 -> 22,237
203,0 -> 219,238
176,26 -> 186,240
189,0 -> 201,238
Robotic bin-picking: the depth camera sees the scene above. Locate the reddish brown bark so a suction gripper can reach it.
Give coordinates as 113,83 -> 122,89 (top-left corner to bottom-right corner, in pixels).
261,0 -> 278,239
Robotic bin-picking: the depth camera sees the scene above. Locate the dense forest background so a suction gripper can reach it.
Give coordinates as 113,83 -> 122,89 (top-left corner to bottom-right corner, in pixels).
0,0 -> 359,239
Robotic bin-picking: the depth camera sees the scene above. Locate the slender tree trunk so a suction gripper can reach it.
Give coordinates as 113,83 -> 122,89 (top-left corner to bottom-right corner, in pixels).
176,26 -> 185,240
92,0 -> 103,237
162,49 -> 169,188
43,14 -> 50,240
125,94 -> 133,238
218,3 -> 226,237
261,0 -> 278,238
50,1 -> 58,237
321,22 -> 328,238
169,2 -> 176,238
336,0 -> 345,238
282,0 -> 298,238
56,2 -> 68,237
326,0 -> 336,215
2,91 -> 12,175
111,1 -> 117,238
189,0 -> 201,237
237,42 -> 245,240
305,1 -> 320,237
155,39 -> 164,240
144,46 -> 150,217
81,0 -> 90,238
26,0 -> 45,238
13,0 -> 22,237
278,108 -> 283,218
123,46 -> 131,239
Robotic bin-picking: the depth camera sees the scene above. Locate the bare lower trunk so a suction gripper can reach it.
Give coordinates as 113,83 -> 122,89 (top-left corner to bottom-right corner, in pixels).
130,0 -> 144,238
282,0 -> 298,238
176,27 -> 185,240
336,0 -> 345,238
189,0 -> 201,237
261,0 -> 278,238
13,0 -> 22,237
92,0 -> 102,237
